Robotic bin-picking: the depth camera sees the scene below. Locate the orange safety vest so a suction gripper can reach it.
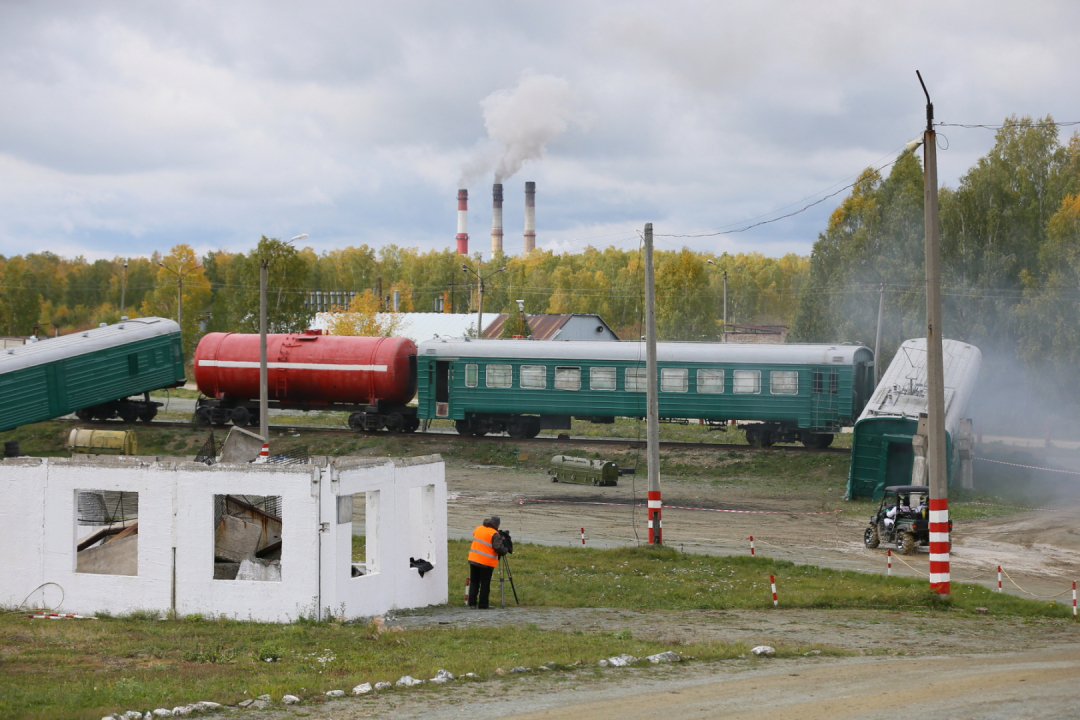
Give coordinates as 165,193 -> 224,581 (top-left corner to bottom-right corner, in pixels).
468,525 -> 500,567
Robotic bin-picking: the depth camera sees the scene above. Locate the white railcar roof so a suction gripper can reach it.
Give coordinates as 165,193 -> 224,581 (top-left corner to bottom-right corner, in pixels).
0,317 -> 181,373
417,338 -> 870,365
857,338 -> 981,434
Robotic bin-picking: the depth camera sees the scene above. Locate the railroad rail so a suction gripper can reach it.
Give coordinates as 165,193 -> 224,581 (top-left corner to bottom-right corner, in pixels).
56,417 -> 852,455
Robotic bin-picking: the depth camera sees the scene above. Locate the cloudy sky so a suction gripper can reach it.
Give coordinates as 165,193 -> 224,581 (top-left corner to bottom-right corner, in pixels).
1,1 -> 1077,263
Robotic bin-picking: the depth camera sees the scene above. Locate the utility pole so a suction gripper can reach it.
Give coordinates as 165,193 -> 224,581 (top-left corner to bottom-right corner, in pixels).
259,257 -> 269,444
918,70 -> 950,596
723,270 -> 728,343
644,223 -> 662,544
120,261 -> 128,314
462,259 -> 506,339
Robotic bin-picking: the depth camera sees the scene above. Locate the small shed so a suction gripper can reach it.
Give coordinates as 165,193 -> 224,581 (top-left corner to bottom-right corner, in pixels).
482,313 -> 619,341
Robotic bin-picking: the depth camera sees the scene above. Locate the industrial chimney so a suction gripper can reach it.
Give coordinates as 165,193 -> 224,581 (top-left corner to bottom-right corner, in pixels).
524,181 -> 536,253
456,189 -> 469,255
491,183 -> 504,254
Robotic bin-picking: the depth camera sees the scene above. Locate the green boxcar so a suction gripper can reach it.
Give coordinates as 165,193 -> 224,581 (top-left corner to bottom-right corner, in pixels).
0,317 -> 185,433
846,338 -> 981,500
417,339 -> 874,447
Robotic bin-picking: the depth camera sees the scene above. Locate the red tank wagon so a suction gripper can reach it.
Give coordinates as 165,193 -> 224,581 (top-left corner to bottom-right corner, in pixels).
193,330 -> 419,431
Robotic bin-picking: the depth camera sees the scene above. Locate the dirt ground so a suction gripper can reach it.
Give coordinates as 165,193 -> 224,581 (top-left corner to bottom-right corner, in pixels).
244,441 -> 1080,719
443,445 -> 1080,600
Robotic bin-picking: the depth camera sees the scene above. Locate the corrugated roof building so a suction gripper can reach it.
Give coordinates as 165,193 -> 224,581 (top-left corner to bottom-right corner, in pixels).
482,313 -> 619,341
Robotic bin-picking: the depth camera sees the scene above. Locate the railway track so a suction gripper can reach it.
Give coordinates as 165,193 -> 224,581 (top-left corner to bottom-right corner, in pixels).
61,417 -> 852,455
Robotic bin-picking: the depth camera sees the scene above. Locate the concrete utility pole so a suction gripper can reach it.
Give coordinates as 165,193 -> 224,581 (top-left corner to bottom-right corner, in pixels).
462,259 -> 506,338
259,257 -> 269,443
917,70 -> 950,596
707,260 -> 729,342
644,223 -> 662,544
158,261 -> 199,336
120,261 -> 128,314
861,260 -> 886,388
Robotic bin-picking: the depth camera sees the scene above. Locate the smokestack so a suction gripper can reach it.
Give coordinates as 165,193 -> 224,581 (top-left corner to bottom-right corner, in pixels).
491,183 -> 503,254
524,181 -> 536,253
456,189 -> 469,255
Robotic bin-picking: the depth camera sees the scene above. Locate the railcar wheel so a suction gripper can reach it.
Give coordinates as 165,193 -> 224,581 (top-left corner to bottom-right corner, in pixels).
525,419 -> 541,438
139,406 -> 157,422
230,406 -> 251,427
117,404 -> 138,423
863,526 -> 880,549
348,412 -> 365,430
898,531 -> 916,555
386,413 -> 405,433
455,419 -> 472,436
507,421 -> 527,439
195,407 -> 212,426
801,432 -> 834,449
75,409 -> 93,421
404,417 -> 420,433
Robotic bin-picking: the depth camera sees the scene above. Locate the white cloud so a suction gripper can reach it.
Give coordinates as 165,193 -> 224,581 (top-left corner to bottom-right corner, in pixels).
0,0 -> 1078,261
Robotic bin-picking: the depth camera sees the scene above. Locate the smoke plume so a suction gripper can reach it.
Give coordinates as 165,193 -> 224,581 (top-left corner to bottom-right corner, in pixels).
459,73 -> 587,186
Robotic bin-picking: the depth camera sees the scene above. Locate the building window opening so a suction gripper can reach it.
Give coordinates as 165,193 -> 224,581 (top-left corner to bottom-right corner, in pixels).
213,494 -> 282,582
348,491 -> 380,578
75,490 -> 139,576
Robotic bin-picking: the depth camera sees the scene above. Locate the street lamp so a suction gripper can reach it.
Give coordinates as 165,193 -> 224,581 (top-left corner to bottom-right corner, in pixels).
120,260 -> 128,313
860,260 -> 886,388
259,233 -> 308,444
706,260 -> 728,342
158,260 -> 201,332
461,260 -> 506,338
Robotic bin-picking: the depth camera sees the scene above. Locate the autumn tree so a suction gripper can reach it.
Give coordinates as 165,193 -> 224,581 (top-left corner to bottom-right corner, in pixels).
141,244 -> 211,355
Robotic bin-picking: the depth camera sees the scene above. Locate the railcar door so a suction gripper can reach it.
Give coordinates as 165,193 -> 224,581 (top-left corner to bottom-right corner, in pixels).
434,361 -> 450,417
809,367 -> 839,430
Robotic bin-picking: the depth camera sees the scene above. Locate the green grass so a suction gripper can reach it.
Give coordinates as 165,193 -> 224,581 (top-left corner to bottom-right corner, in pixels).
454,539 -> 1077,618
0,612 -> 798,720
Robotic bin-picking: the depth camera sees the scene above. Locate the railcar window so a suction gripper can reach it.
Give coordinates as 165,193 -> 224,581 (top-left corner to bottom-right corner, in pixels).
486,364 -> 512,388
625,367 -> 647,392
555,366 -> 581,391
697,369 -> 724,393
521,365 -> 547,389
770,370 -> 798,395
464,364 -> 478,388
733,369 -> 761,394
829,373 -> 839,395
127,354 -> 139,376
661,368 -> 688,392
590,367 -> 617,391
812,372 -> 824,393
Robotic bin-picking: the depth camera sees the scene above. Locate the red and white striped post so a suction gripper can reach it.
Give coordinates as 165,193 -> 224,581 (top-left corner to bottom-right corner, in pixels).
997,566 -> 1002,593
770,575 -> 778,607
749,536 -> 755,556
580,528 -> 585,546
928,497 -> 950,595
647,491 -> 662,544
464,578 -> 470,606
1072,581 -> 1076,620
259,443 -> 269,460
887,549 -> 892,576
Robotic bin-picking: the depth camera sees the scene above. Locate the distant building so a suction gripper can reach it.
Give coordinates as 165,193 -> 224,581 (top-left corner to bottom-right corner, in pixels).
311,312 -> 491,343
482,313 -> 620,341
725,324 -> 787,344
1,337 -> 28,349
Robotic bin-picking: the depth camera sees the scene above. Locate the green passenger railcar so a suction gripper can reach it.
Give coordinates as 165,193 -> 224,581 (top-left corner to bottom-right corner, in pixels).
416,339 -> 874,447
0,317 -> 185,433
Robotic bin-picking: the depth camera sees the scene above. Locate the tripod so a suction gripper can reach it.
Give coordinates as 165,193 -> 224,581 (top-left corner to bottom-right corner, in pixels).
498,554 -> 519,607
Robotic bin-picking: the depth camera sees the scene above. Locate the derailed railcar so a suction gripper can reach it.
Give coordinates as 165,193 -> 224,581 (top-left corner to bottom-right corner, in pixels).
416,338 -> 874,447
846,338 -> 981,500
0,317 -> 185,432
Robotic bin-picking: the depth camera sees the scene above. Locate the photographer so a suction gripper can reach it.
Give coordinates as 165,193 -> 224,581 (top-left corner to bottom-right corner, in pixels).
467,516 -> 509,609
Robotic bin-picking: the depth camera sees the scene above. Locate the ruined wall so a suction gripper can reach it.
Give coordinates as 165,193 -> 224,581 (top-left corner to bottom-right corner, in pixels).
0,455 -> 447,622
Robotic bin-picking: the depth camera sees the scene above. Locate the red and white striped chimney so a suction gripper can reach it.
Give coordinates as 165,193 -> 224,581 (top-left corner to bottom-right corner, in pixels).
456,189 -> 469,255
491,183 -> 503,254
524,181 -> 536,253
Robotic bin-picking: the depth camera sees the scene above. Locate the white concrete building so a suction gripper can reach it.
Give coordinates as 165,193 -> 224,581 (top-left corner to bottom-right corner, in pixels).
0,455 -> 447,622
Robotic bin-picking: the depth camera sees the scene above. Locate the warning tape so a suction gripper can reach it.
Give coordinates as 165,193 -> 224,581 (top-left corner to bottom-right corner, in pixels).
975,456 -> 1080,476
451,494 -> 838,516
960,501 -> 1060,513
28,613 -> 95,620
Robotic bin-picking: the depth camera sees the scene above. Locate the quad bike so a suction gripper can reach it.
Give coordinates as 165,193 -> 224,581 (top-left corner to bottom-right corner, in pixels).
862,485 -> 951,555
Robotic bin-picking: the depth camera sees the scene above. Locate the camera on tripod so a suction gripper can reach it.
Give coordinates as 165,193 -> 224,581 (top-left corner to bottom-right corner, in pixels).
498,529 -> 513,554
